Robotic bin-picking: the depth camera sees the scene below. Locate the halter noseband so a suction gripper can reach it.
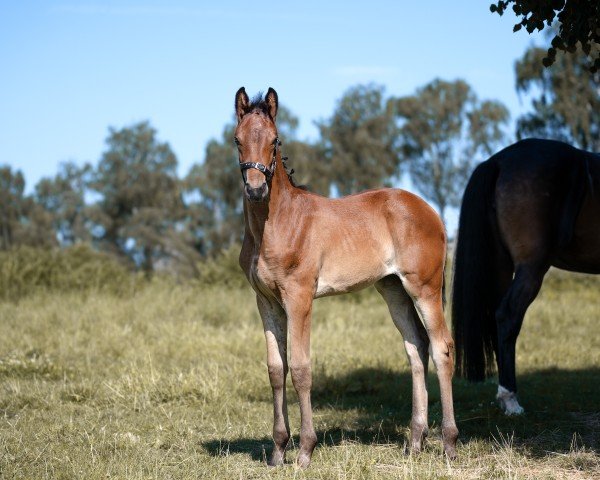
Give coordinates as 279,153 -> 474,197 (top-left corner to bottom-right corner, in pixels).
239,138 -> 280,184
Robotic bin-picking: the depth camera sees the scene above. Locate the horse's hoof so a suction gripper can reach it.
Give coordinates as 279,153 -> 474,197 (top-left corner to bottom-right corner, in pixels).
497,386 -> 525,415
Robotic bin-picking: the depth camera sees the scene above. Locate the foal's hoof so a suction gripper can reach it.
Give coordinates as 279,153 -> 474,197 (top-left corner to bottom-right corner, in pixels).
296,434 -> 317,468
409,442 -> 422,455
442,425 -> 459,460
409,425 -> 428,454
443,444 -> 457,461
267,450 -> 285,467
496,386 -> 525,416
296,452 -> 312,469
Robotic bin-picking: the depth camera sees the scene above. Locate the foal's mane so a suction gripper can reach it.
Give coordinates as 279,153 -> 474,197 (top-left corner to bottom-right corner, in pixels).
280,154 -> 306,190
242,92 -> 306,190
243,93 -> 272,118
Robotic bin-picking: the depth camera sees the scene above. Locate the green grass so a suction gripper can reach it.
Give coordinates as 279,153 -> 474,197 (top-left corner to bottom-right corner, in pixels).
0,270 -> 598,479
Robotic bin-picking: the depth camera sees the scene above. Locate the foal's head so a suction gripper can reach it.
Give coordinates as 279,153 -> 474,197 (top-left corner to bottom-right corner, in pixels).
234,87 -> 279,202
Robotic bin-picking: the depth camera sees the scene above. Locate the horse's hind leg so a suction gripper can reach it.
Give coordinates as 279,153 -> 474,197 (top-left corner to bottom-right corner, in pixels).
402,275 -> 458,459
495,262 -> 548,415
256,295 -> 290,466
375,276 -> 430,453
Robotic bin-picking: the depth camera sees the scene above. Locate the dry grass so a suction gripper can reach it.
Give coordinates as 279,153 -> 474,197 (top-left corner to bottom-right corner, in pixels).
0,269 -> 598,479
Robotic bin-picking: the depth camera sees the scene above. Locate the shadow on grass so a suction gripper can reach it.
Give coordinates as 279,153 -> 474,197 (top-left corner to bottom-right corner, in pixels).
453,367 -> 600,454
201,366 -> 600,462
201,427 -> 405,463
202,436 -> 272,462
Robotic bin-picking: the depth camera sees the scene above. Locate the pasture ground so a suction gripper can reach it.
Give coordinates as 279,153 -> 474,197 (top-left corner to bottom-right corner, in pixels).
0,270 -> 599,479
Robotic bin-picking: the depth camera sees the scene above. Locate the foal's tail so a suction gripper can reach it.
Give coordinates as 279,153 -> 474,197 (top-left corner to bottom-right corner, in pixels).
452,158 -> 505,382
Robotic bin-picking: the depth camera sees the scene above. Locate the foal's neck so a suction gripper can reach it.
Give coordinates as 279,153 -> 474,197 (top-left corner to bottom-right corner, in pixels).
244,155 -> 293,245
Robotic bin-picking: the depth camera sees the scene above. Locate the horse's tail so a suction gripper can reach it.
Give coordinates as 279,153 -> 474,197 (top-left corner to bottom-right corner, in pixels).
452,158 -> 506,382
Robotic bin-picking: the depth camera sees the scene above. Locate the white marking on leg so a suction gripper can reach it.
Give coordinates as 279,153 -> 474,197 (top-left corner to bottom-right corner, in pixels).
497,385 -> 525,415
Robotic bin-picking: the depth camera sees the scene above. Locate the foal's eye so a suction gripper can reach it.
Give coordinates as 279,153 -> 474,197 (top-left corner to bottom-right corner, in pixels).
234,137 -> 241,146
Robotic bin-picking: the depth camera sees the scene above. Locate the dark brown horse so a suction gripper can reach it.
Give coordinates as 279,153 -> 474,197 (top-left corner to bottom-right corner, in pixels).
452,138 -> 600,415
234,87 -> 458,467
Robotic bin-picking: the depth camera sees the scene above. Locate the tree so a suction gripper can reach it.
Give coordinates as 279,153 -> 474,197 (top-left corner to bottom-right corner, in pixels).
89,121 -> 185,272
16,201 -> 56,249
515,44 -> 600,151
0,166 -> 55,249
280,140 -> 330,196
0,166 -> 26,249
35,161 -> 92,246
318,84 -> 400,195
185,121 -> 241,256
490,0 -> 600,71
394,79 -> 509,223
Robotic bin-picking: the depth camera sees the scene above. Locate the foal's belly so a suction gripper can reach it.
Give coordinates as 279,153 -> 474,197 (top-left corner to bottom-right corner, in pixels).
314,247 -> 396,298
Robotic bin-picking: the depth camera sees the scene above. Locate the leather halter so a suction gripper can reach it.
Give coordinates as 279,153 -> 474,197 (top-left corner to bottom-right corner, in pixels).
240,138 -> 280,184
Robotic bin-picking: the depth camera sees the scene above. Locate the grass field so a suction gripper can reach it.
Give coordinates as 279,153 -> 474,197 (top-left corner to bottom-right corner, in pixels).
0,269 -> 599,479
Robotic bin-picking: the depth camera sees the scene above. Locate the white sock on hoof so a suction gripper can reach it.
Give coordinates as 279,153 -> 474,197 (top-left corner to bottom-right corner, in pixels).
496,385 -> 524,415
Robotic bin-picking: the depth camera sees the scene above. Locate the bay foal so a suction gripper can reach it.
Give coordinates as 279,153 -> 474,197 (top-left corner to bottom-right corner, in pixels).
235,87 -> 458,467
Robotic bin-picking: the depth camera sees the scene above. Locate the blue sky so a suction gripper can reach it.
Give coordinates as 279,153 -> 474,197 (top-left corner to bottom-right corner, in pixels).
0,1 -> 544,230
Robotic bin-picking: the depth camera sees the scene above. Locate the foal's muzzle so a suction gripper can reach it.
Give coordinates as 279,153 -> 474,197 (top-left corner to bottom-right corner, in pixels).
240,160 -> 275,202
245,182 -> 269,202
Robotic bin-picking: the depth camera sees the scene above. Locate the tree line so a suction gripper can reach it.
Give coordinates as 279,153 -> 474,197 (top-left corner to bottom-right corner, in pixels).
1,44 -> 598,274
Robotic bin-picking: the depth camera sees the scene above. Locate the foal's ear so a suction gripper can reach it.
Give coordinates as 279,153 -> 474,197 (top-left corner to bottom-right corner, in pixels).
265,87 -> 278,120
235,87 -> 250,122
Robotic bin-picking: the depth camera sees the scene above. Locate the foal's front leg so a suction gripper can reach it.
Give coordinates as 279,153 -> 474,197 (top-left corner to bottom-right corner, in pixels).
256,295 -> 290,466
282,288 -> 318,468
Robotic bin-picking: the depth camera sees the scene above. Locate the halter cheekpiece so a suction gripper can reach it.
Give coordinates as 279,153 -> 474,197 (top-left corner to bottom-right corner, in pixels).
240,138 -> 280,184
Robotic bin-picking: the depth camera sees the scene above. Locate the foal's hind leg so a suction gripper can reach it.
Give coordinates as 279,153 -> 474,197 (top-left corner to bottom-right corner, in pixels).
402,276 -> 458,459
495,262 -> 548,415
256,295 -> 290,466
375,276 -> 430,453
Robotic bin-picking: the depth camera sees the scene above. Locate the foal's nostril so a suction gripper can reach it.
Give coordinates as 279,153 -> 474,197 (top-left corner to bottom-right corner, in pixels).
245,183 -> 268,201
